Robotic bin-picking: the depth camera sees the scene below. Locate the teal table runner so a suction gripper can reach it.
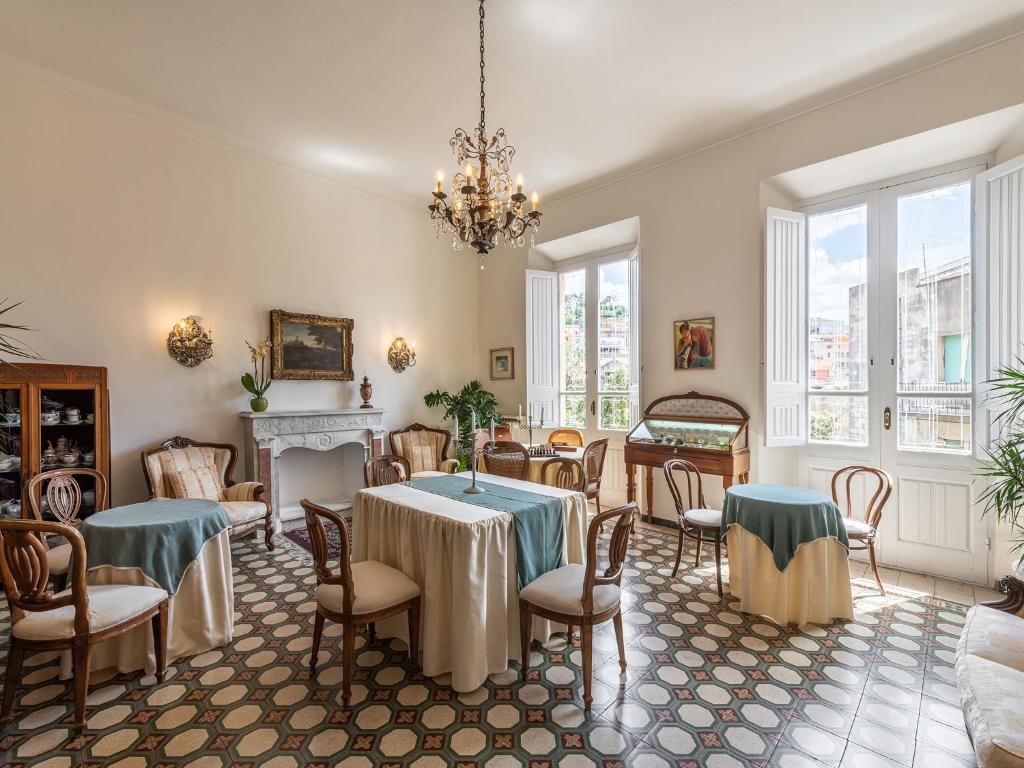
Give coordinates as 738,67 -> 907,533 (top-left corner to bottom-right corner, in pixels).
722,484 -> 848,572
405,475 -> 564,588
81,499 -> 230,594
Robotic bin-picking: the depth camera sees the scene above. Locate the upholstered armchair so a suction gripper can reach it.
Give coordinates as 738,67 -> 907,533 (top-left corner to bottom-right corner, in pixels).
141,436 -> 274,551
389,423 -> 459,478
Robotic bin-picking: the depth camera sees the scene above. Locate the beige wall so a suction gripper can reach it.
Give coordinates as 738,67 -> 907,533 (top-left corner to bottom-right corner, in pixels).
477,35 -> 1024,568
1,65 -> 479,507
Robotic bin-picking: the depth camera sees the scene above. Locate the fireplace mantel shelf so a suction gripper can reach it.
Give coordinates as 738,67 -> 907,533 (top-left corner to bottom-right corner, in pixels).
240,408 -> 383,419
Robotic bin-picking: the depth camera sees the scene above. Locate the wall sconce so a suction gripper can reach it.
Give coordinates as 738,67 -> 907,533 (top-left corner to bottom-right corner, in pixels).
387,336 -> 416,373
167,316 -> 214,367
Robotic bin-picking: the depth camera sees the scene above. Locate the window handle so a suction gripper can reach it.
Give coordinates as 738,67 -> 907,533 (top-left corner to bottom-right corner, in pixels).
590,400 -> 596,416
883,407 -> 892,430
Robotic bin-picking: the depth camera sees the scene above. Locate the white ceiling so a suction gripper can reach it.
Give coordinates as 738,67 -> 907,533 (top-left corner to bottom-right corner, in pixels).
2,1 -> 1024,207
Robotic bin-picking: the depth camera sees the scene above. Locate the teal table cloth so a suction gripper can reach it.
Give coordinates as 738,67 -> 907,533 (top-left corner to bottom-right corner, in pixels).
722,484 -> 848,572
405,475 -> 564,588
81,499 -> 231,594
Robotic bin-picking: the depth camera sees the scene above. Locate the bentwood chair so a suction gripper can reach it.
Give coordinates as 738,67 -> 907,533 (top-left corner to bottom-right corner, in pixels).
548,428 -> 585,448
301,500 -> 421,706
26,468 -> 109,591
582,439 -> 609,512
0,519 -> 168,734
363,455 -> 412,487
539,457 -> 586,492
664,459 -> 726,598
482,440 -> 531,481
831,465 -> 893,595
519,502 -> 635,711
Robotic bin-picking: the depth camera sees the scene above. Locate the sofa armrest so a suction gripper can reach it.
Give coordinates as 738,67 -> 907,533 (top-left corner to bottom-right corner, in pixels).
224,481 -> 266,503
440,458 -> 460,474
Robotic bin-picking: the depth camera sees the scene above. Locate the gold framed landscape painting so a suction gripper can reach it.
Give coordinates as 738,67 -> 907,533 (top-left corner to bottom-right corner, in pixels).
270,309 -> 354,380
490,347 -> 514,380
674,317 -> 715,369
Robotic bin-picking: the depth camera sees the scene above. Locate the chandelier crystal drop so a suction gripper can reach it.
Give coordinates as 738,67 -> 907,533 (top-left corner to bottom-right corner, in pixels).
428,0 -> 541,268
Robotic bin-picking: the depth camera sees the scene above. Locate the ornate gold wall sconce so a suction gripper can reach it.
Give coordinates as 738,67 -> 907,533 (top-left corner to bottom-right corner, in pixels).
167,316 -> 214,367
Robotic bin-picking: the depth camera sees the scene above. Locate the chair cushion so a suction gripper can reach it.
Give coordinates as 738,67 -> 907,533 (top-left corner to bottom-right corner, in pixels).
221,501 -> 268,525
12,584 -> 167,641
519,563 -> 620,617
956,606 -> 1024,767
315,560 -> 420,616
46,542 -> 72,575
165,464 -> 224,502
842,517 -> 875,538
683,508 -> 722,528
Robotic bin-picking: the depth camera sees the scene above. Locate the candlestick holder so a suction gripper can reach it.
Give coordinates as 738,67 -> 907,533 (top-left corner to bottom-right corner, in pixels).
464,432 -> 485,494
524,415 -> 544,447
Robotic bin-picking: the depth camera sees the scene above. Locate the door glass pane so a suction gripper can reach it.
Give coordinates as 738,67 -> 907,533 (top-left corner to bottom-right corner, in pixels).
897,396 -> 972,454
559,270 -> 586,427
809,395 -> 868,446
808,205 -> 869,392
561,395 -> 586,428
599,395 -> 629,431
598,260 -> 630,392
896,181 -> 972,394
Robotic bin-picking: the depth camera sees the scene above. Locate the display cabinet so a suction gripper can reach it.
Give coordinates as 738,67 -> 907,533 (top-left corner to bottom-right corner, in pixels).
624,391 -> 750,523
0,364 -> 110,520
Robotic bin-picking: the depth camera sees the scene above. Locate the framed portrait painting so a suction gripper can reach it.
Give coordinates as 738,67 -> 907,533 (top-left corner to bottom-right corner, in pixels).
490,347 -> 514,380
674,317 -> 715,369
271,309 -> 354,380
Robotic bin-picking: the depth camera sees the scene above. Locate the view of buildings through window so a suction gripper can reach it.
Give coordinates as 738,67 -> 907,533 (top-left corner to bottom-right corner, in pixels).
807,181 -> 972,453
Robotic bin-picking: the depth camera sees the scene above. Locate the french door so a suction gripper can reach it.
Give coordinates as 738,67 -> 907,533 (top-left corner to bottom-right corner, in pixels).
799,164 -> 989,584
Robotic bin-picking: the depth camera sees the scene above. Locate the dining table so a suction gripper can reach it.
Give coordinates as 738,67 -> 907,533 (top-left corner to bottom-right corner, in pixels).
723,483 -> 853,625
58,498 -> 234,678
479,446 -> 585,486
352,471 -> 588,692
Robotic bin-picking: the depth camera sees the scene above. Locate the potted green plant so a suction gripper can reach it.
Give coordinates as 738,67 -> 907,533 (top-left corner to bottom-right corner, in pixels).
980,358 -> 1024,578
241,339 -> 272,412
0,299 -> 40,364
424,380 -> 503,469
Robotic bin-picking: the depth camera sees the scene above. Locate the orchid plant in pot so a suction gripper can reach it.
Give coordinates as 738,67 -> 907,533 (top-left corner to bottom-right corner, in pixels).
242,339 -> 272,412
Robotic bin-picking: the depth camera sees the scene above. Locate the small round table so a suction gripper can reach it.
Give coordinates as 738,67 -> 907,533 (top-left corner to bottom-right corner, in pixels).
60,499 -> 235,677
723,484 -> 853,625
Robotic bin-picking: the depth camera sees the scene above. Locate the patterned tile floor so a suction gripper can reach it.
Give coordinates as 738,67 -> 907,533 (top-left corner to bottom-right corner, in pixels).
0,522 -> 982,767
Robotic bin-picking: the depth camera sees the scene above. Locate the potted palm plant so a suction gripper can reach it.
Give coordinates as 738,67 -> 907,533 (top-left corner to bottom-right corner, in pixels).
0,300 -> 40,364
424,380 -> 503,469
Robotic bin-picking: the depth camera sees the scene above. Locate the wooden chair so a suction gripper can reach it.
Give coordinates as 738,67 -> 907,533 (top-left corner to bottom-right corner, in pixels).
539,457 -> 585,492
0,518 -> 168,734
549,428 -> 584,448
664,459 -> 726,598
302,499 -> 421,706
831,465 -> 893,595
519,502 -> 635,711
363,455 -> 411,487
26,468 -> 109,591
389,423 -> 459,477
482,440 -> 531,481
582,438 -> 609,511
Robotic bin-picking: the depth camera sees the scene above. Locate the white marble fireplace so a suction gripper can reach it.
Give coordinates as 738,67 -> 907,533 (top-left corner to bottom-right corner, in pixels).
240,408 -> 385,526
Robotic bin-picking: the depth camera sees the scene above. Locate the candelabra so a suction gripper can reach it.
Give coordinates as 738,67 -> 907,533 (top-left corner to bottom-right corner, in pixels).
463,426 -> 484,495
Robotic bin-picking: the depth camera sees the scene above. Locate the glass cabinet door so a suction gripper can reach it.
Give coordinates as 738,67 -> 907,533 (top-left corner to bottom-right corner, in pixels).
38,387 -> 100,519
0,386 -> 26,518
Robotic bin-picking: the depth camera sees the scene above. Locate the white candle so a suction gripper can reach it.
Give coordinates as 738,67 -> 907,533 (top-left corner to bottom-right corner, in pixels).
490,417 -> 495,443
472,411 -> 477,432
453,413 -> 459,449
540,406 -> 545,426
529,402 -> 533,420
518,403 -> 523,420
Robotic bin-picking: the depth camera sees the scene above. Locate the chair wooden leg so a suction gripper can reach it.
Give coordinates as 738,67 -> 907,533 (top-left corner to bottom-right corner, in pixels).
72,643 -> 91,735
407,598 -> 420,670
368,623 -> 376,644
868,543 -> 886,596
581,623 -> 594,712
671,528 -> 684,577
566,625 -> 574,645
53,573 -> 68,593
713,535 -> 723,598
153,601 -> 169,683
264,515 -> 275,551
0,638 -> 25,726
595,493 -> 601,514
612,611 -> 627,672
519,602 -> 532,679
341,621 -> 355,707
693,529 -> 703,567
310,611 -> 325,676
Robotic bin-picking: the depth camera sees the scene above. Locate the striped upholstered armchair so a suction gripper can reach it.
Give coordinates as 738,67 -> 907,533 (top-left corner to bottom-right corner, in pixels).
388,423 -> 459,478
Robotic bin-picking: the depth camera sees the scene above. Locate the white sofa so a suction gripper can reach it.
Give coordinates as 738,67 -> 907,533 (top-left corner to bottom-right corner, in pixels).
956,590 -> 1024,767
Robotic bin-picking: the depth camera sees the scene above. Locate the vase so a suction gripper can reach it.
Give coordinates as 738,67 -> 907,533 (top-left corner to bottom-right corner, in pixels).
250,396 -> 269,413
359,376 -> 374,409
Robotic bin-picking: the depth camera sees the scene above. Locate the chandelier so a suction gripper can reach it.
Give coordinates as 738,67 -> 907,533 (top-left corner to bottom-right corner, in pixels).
428,0 -> 541,268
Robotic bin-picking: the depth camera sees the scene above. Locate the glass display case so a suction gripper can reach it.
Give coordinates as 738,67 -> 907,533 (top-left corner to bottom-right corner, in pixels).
626,418 -> 745,452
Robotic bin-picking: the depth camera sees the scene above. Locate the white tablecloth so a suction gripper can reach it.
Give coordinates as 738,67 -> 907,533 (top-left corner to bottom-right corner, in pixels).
353,472 -> 588,692
726,525 -> 853,625
60,530 -> 234,678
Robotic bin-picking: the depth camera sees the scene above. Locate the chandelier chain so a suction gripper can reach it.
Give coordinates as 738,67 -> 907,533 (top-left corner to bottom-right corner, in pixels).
479,0 -> 486,133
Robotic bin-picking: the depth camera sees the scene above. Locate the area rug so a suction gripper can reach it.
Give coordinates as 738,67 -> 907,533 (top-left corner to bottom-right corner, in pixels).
284,516 -> 351,560
0,526 -> 975,767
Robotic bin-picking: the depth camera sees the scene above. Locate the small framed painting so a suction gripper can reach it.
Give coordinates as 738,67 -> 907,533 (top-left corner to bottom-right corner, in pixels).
674,317 -> 715,369
271,309 -> 354,380
490,347 -> 515,380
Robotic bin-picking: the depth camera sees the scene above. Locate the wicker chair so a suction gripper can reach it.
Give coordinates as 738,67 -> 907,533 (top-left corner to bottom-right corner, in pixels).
364,455 -> 412,487
582,439 -> 609,511
482,441 -> 531,481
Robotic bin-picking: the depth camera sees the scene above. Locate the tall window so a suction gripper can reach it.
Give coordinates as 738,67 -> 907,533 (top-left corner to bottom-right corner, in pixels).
556,252 -> 639,431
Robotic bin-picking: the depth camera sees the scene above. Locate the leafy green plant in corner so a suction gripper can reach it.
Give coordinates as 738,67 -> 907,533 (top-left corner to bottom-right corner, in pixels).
0,299 -> 41,364
979,356 -> 1024,554
424,380 -> 503,470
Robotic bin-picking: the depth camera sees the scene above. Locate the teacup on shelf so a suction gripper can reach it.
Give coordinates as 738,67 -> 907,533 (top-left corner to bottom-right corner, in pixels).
84,413 -> 95,424
41,412 -> 61,425
2,413 -> 20,425
60,453 -> 78,465
81,451 -> 96,465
